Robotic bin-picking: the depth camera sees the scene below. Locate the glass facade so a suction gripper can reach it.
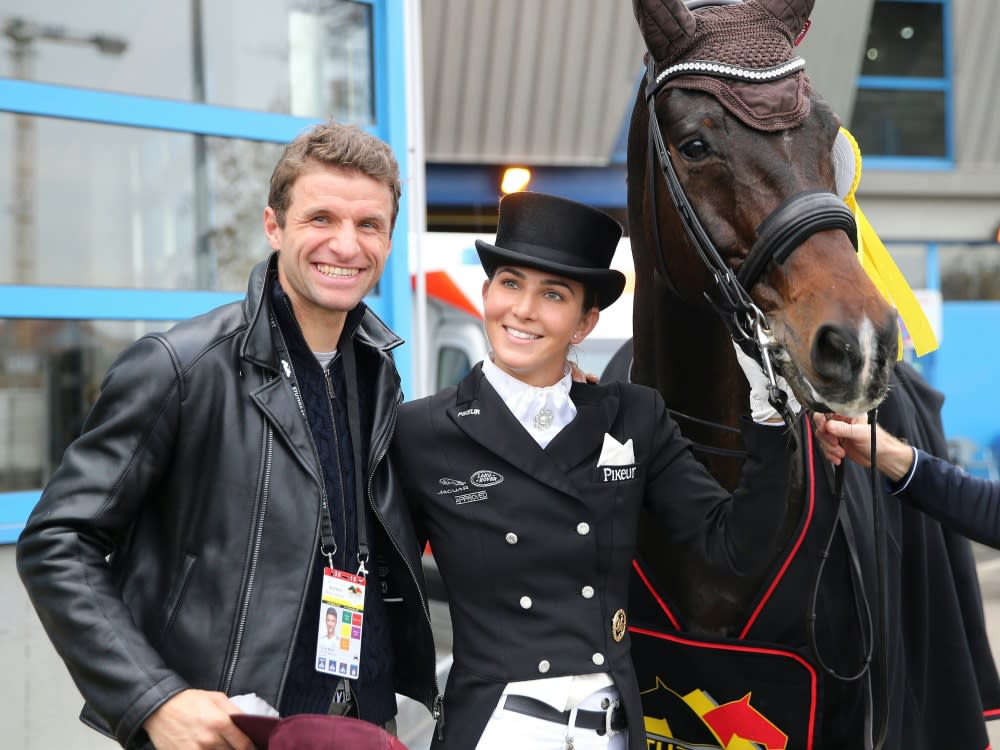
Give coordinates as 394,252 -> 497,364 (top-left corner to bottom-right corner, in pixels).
851,88 -> 946,158
1,1 -> 375,121
850,0 -> 950,162
0,318 -> 166,492
0,114 -> 285,290
859,1 -> 944,77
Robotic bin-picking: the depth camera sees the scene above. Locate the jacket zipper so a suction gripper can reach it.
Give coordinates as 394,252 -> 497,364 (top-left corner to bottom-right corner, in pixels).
234,322 -> 330,704
223,423 -> 274,693
365,403 -> 444,735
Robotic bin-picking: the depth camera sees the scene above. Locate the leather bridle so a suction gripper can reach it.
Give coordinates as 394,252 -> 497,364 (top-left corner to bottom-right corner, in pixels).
643,53 -> 857,429
641,32 -> 889,749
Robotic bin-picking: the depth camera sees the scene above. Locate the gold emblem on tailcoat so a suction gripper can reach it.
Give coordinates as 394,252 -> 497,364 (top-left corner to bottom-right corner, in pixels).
612,608 -> 627,642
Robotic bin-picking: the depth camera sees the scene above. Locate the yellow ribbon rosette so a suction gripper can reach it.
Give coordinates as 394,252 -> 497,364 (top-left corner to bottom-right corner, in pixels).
834,127 -> 939,357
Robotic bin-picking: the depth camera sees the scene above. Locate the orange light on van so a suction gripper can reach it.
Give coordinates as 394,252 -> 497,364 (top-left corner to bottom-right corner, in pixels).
412,270 -> 483,319
501,167 -> 532,194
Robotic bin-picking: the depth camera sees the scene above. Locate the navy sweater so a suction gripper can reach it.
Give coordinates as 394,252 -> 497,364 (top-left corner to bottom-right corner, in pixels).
272,281 -> 396,724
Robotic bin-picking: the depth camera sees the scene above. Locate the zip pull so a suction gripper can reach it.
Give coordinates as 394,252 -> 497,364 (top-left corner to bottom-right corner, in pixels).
433,694 -> 445,740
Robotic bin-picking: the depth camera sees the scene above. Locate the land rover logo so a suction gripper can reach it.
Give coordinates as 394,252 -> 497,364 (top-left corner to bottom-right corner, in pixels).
470,470 -> 504,487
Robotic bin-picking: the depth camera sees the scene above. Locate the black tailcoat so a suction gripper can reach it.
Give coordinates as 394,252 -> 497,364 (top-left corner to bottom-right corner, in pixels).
392,364 -> 793,749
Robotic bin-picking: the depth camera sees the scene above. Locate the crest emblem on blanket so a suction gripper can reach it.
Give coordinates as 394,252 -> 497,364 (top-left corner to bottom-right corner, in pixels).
642,678 -> 787,750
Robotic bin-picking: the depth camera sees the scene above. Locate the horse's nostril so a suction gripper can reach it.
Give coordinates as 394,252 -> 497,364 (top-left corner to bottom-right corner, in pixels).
812,324 -> 863,384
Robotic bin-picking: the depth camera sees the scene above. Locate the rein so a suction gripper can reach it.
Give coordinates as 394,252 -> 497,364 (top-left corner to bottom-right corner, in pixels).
667,406 -> 747,459
806,413 -> 889,749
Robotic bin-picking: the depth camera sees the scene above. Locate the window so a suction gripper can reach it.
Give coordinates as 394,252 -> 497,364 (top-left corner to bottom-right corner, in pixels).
0,115 -> 285,291
1,1 -> 376,121
436,346 -> 472,391
0,318 -> 167,493
849,0 -> 951,166
290,1 -> 376,125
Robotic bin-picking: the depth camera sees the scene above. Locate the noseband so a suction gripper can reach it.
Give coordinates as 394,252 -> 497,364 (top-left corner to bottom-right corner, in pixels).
643,54 -> 857,385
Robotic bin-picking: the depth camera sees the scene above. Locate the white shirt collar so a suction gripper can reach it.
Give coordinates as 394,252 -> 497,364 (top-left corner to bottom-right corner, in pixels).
482,355 -> 576,448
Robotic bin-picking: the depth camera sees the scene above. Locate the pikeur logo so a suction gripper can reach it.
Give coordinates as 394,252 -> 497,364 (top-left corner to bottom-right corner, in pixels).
457,408 -> 480,417
602,466 -> 637,482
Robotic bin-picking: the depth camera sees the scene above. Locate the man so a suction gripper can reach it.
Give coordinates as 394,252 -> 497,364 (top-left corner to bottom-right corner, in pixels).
321,608 -> 339,644
16,122 -> 437,750
816,411 -> 1000,549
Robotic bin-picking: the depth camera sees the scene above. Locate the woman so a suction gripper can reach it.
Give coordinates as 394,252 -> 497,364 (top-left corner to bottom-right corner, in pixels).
392,192 -> 796,749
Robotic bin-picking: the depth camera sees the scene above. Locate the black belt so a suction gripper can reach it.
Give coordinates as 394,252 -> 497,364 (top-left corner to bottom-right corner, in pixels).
503,694 -> 627,733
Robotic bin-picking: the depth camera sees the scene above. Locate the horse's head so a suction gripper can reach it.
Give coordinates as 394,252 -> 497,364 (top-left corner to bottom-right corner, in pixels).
631,0 -> 898,416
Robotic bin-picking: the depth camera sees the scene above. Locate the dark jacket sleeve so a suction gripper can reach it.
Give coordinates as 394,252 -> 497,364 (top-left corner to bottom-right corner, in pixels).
642,387 -> 794,576
15,334 -> 189,748
892,448 -> 1000,550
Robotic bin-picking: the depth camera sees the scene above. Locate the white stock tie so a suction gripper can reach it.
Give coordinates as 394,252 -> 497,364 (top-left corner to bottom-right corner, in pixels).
482,357 -> 576,448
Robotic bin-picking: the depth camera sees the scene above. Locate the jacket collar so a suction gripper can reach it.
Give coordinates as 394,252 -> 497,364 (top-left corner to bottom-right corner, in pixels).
240,252 -> 404,371
452,363 -> 620,498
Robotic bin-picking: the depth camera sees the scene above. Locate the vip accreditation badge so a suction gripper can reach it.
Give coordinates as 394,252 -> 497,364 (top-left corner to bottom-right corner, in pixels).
314,567 -> 366,679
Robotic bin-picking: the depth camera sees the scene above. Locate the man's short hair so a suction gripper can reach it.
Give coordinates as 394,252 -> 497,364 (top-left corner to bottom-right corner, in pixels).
326,606 -> 337,618
267,121 -> 401,230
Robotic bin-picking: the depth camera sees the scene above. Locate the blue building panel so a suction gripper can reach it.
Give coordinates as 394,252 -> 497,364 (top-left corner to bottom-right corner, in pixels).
938,302 -> 1000,452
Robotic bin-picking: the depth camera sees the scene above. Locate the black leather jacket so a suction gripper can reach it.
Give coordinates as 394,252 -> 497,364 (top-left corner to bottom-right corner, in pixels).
16,255 -> 437,748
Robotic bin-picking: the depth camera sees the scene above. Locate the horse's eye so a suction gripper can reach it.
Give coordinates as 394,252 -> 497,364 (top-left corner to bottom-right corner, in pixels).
678,138 -> 710,161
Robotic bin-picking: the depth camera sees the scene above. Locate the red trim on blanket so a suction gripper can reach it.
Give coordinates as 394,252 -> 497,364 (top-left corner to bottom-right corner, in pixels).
984,707 -> 1000,718
629,624 -> 818,749
632,557 -> 682,629
739,414 -> 816,638
631,416 -> 819,640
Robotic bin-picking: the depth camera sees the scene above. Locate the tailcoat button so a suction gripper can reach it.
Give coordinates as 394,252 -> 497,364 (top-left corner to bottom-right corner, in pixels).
520,596 -> 533,609
538,659 -> 551,673
581,586 -> 595,599
506,532 -> 518,544
577,522 -> 590,535
592,653 -> 605,666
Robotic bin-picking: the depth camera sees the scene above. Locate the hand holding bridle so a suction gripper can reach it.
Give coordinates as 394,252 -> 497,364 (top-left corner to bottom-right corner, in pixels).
813,412 -> 873,467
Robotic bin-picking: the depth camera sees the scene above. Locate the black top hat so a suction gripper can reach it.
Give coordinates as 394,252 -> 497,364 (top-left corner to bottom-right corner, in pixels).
475,192 -> 626,310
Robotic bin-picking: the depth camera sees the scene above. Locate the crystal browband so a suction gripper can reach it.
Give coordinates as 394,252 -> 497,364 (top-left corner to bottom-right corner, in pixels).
653,56 -> 806,89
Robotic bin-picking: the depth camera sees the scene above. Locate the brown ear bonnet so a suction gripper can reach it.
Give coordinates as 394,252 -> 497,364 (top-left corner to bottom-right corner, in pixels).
632,0 -> 816,131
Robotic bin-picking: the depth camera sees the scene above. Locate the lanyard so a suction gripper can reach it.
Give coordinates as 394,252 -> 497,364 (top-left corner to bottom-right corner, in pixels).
271,310 -> 369,578
330,332 -> 370,578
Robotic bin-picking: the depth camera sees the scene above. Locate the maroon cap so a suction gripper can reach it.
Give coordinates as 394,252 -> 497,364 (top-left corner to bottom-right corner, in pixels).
231,713 -> 409,750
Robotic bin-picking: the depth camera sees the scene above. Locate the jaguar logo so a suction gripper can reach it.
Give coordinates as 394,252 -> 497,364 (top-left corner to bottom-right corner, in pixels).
470,470 -> 504,487
439,477 -> 465,486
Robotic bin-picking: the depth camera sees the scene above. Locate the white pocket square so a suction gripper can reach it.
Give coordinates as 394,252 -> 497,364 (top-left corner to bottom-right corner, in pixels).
597,434 -> 634,467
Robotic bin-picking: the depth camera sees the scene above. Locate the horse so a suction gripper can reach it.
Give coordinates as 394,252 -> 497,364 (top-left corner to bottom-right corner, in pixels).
612,0 -> 1000,747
